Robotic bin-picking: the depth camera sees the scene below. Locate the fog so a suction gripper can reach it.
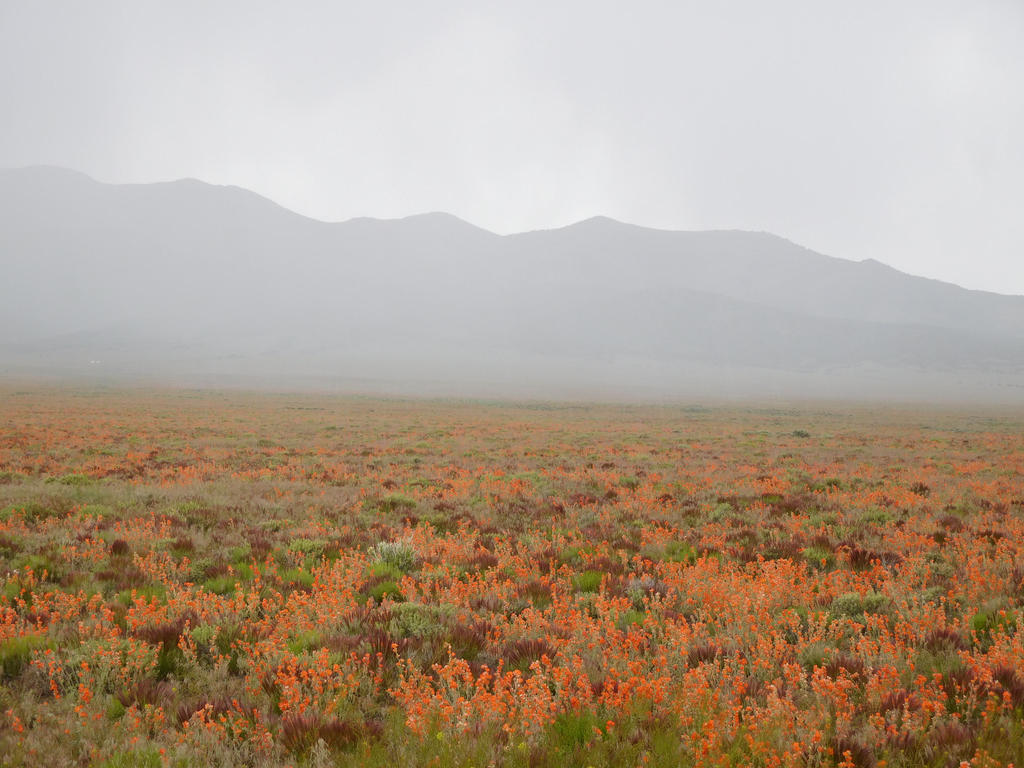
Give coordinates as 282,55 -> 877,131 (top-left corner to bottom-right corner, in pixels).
2,4 -> 1023,402
1,2 -> 1023,295
2,167 -> 1023,403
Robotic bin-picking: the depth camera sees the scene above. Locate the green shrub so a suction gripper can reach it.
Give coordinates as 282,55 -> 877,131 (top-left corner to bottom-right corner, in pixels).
798,641 -> 830,671
0,535 -> 18,557
830,593 -> 864,617
100,748 -> 162,768
862,591 -> 888,613
287,537 -> 326,556
0,634 -> 48,679
912,648 -> 966,683
279,568 -> 314,589
830,590 -> 888,620
367,580 -> 403,603
971,601 -> 1015,646
664,540 -> 697,565
188,557 -> 215,581
559,545 -> 595,564
258,518 -> 292,533
79,503 -> 115,520
203,575 -> 237,595
389,603 -> 449,639
117,584 -> 166,606
16,554 -> 62,582
2,502 -> 53,523
373,493 -> 417,513
803,546 -> 835,570
106,697 -> 126,721
618,609 -> 645,629
572,570 -> 603,593
57,473 -> 93,486
287,630 -> 325,655
370,561 -> 403,581
190,624 -> 216,648
371,540 -> 417,572
233,563 -> 254,581
550,710 -> 598,751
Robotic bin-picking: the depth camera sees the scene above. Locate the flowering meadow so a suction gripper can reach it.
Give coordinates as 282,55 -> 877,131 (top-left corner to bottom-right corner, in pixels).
1,387 -> 1024,767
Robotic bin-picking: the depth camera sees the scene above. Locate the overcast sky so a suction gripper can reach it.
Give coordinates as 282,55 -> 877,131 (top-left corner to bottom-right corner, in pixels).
2,1 -> 1022,294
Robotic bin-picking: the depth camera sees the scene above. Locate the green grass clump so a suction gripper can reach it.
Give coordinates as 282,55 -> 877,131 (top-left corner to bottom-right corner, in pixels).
279,567 -> 314,589
550,709 -> 598,751
389,603 -> 449,639
371,540 -> 417,572
287,630 -> 325,655
803,545 -> 835,570
203,575 -> 238,595
370,561 -> 403,581
117,584 -> 166,606
663,540 -> 697,565
829,590 -> 888,620
572,570 -> 603,593
373,493 -> 417,513
190,624 -> 216,647
367,580 -> 403,603
99,748 -> 163,768
287,537 -> 326,556
618,609 -> 645,629
0,634 -> 49,679
56,473 -> 93,486
106,697 -> 126,721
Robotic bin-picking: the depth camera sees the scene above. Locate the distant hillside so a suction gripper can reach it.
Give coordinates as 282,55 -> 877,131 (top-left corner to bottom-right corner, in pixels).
2,166 -> 1023,400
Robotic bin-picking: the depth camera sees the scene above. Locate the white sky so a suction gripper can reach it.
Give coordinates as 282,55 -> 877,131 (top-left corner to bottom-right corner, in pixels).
2,1 -> 1022,294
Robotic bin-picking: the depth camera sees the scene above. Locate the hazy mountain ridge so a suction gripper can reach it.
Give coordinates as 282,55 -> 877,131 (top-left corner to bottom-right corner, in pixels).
2,166 -> 1023,399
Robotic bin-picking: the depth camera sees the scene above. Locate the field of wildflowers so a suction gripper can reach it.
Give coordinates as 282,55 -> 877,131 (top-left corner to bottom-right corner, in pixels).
1,387 -> 1023,767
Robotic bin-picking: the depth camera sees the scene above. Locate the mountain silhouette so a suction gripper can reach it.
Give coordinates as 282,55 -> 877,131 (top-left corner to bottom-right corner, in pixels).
2,166 -> 1023,400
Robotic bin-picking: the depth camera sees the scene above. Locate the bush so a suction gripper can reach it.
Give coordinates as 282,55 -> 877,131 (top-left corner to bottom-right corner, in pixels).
389,603 -> 448,639
373,494 -> 417,513
190,624 -> 216,648
664,540 -> 697,565
830,591 -> 888,620
100,748 -> 162,768
279,568 -> 314,590
572,570 -> 603,593
288,537 -> 326,556
371,540 -> 417,572
287,630 -> 325,655
79,503 -> 115,519
57,473 -> 93,486
618,609 -> 645,629
203,575 -> 237,595
0,634 -> 48,679
798,641 -> 830,672
367,580 -> 403,603
550,710 -> 598,751
804,546 -> 835,570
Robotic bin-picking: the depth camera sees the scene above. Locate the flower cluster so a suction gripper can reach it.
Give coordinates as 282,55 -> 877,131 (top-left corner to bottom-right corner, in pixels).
0,389 -> 1022,766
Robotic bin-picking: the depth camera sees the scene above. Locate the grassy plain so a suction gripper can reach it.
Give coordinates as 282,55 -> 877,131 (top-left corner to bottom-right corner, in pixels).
1,386 -> 1023,767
